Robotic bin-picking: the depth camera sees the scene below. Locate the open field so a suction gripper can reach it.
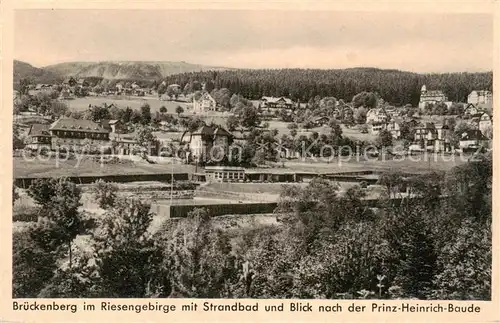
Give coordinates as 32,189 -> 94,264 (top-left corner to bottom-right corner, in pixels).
13,155 -> 195,178
280,155 -> 466,174
64,96 -> 189,113
14,151 -> 465,178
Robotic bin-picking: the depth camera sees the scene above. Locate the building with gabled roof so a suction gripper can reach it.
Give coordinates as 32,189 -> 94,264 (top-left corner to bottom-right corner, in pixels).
418,84 -> 448,110
62,77 -> 76,87
180,124 -> 233,163
477,112 -> 492,136
468,90 -> 492,105
193,92 -> 217,113
260,96 -> 294,110
366,108 -> 389,124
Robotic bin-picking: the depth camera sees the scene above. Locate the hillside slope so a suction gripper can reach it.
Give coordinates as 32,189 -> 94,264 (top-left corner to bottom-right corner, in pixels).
43,61 -> 229,80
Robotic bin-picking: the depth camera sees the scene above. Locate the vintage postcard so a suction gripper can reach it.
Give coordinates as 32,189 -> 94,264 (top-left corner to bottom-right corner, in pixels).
1,0 -> 498,322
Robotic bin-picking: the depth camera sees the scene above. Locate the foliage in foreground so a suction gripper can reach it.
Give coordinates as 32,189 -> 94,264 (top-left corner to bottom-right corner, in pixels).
13,156 -> 491,299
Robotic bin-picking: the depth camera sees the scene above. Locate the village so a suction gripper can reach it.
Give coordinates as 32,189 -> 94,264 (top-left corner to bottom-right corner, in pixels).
12,75 -> 493,221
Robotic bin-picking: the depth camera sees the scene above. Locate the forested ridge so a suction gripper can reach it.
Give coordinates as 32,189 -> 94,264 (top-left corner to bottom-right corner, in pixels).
162,68 -> 493,106
13,155 -> 491,299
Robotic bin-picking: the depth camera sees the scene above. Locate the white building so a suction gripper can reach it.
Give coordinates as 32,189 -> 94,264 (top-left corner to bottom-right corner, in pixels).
366,108 -> 389,124
193,92 -> 217,113
418,84 -> 448,110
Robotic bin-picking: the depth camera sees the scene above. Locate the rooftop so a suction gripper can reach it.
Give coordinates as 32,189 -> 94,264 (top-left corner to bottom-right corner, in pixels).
261,96 -> 294,104
460,130 -> 489,141
50,118 -> 110,134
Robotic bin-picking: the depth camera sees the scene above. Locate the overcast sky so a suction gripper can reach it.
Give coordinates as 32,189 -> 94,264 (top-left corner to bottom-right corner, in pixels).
14,10 -> 493,73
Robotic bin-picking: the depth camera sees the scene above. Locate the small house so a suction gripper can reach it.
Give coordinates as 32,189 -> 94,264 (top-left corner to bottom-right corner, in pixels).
26,124 -> 52,150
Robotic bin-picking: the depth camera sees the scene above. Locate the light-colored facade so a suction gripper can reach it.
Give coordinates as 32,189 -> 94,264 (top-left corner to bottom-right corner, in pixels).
49,118 -> 111,151
386,120 -> 402,139
366,108 -> 389,124
181,125 -> 232,162
370,122 -> 386,135
467,90 -> 492,105
260,96 -> 294,115
418,85 -> 448,110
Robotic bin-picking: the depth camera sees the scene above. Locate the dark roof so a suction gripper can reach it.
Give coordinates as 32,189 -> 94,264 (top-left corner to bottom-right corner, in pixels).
28,124 -> 51,137
191,125 -> 232,137
435,124 -> 450,130
460,130 -> 488,141
50,118 -> 110,134
100,119 -> 111,130
416,122 -> 435,129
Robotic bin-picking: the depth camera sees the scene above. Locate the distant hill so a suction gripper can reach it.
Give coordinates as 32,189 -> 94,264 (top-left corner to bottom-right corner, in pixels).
13,60 -> 63,86
163,68 -> 493,106
43,61 -> 230,80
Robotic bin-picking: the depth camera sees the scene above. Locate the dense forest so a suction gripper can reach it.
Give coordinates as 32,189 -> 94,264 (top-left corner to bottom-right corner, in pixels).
13,155 -> 491,299
162,68 -> 493,106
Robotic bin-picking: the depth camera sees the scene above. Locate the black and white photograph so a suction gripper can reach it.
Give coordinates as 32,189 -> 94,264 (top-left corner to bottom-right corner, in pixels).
11,8 -> 493,302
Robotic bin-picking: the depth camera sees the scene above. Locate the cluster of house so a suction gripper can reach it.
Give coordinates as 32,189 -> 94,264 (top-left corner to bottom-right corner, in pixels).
418,85 -> 493,112
24,113 -> 237,160
361,87 -> 493,151
57,77 -> 89,99
366,109 -> 492,152
417,85 -> 453,110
